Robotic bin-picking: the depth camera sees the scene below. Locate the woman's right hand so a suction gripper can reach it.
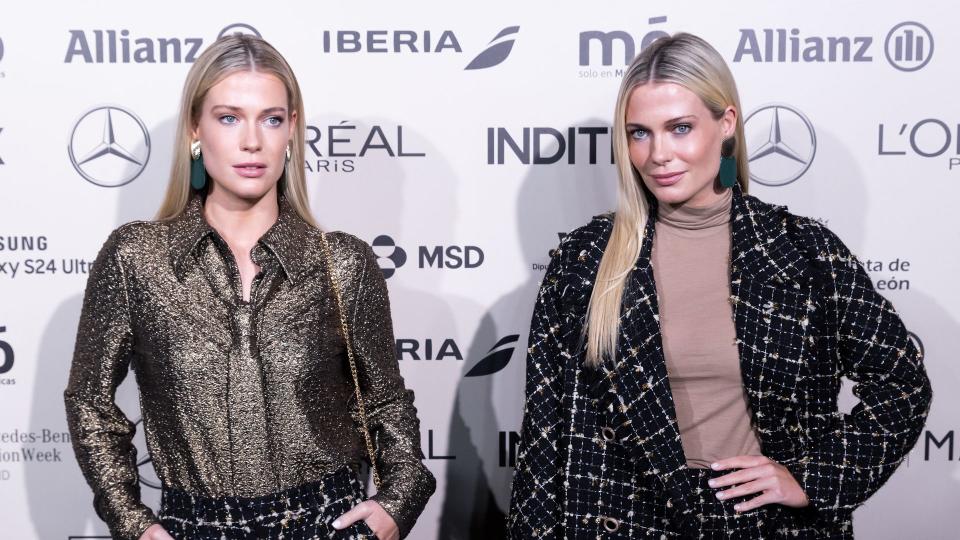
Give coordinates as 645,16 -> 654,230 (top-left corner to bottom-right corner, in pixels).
139,524 -> 174,540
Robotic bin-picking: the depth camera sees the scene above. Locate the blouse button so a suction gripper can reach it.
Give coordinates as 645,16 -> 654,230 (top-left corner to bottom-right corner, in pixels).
602,516 -> 621,532
601,426 -> 616,441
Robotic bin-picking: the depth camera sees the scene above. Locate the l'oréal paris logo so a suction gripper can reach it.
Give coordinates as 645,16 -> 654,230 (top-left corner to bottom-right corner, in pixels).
878,118 -> 960,171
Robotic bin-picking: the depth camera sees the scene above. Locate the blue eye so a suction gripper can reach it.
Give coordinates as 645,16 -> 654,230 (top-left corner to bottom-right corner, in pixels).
219,115 -> 238,125
673,124 -> 692,134
263,116 -> 284,127
629,128 -> 648,141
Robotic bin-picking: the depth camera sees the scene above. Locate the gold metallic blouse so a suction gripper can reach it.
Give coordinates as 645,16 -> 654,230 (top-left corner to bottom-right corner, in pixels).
64,196 -> 435,540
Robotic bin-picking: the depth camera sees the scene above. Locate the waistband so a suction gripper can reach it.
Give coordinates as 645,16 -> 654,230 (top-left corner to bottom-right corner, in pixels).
160,466 -> 366,527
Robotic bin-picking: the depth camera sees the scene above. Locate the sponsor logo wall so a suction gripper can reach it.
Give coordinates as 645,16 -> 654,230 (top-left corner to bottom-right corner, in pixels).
0,2 -> 956,539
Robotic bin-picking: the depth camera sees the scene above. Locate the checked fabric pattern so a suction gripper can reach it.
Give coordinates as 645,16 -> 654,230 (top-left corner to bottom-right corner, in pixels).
159,466 -> 379,539
507,186 -> 931,539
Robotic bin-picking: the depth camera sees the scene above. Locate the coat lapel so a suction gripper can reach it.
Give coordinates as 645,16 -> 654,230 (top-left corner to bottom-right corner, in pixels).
596,210 -> 689,500
729,187 -> 814,460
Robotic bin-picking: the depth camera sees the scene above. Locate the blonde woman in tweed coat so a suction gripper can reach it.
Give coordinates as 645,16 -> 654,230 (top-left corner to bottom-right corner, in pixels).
508,33 -> 930,539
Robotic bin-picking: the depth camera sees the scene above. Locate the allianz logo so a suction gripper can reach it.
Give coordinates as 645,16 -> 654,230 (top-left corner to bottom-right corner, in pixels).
64,24 -> 261,64
733,22 -> 932,71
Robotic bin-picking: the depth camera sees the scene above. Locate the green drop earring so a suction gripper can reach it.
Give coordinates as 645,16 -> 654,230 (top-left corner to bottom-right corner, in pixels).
718,136 -> 738,189
190,140 -> 207,190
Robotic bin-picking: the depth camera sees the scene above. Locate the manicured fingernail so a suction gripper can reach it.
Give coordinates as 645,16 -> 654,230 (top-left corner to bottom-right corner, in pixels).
734,504 -> 742,511
707,479 -> 716,487
711,462 -> 720,470
332,520 -> 341,529
716,492 -> 725,500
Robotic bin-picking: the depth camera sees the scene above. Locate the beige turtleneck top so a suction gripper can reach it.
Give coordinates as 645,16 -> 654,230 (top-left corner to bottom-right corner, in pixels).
651,189 -> 763,468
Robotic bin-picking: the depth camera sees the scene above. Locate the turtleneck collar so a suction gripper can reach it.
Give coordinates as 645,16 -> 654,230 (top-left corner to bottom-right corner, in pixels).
657,188 -> 732,230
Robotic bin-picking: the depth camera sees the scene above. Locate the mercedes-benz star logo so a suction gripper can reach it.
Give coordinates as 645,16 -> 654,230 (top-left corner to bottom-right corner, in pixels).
218,23 -> 262,39
744,104 -> 816,187
68,106 -> 151,187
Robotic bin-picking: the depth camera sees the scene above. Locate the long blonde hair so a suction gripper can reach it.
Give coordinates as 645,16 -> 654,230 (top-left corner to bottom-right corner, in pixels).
584,33 -> 750,367
155,34 -> 313,225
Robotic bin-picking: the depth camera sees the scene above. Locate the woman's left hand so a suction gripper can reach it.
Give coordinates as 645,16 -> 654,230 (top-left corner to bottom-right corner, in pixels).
333,499 -> 399,540
708,455 -> 810,512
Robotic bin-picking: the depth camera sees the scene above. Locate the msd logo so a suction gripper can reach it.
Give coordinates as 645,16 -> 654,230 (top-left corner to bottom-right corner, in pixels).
371,235 -> 485,279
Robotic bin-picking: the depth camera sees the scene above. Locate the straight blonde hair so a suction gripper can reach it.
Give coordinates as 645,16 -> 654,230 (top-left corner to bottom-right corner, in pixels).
155,34 -> 314,226
584,33 -> 750,367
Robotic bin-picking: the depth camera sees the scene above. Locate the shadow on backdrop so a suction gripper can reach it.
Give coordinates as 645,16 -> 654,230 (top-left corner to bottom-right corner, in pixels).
438,117 -> 616,539
28,117 -> 174,538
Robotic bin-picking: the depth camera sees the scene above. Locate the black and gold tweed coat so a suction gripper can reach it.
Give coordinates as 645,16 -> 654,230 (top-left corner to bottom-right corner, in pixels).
508,186 -> 931,539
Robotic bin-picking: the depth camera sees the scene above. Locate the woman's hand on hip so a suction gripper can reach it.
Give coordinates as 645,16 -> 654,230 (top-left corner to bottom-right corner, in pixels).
708,455 -> 810,512
334,499 -> 399,540
139,524 -> 174,540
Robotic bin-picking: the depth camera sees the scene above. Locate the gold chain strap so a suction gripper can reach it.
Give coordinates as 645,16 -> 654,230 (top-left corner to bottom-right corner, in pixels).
318,232 -> 382,490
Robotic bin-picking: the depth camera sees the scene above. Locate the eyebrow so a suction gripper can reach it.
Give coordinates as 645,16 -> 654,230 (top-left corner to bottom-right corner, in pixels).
210,105 -> 288,115
625,115 -> 697,129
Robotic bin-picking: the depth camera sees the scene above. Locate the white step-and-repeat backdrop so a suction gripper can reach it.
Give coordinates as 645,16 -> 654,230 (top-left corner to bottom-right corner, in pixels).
0,1 -> 957,538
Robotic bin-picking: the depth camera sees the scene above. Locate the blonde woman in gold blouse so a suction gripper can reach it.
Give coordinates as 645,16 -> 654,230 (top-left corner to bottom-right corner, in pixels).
64,35 -> 434,540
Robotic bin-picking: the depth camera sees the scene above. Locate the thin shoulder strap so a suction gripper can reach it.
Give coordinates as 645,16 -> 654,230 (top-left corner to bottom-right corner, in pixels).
318,232 -> 382,489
